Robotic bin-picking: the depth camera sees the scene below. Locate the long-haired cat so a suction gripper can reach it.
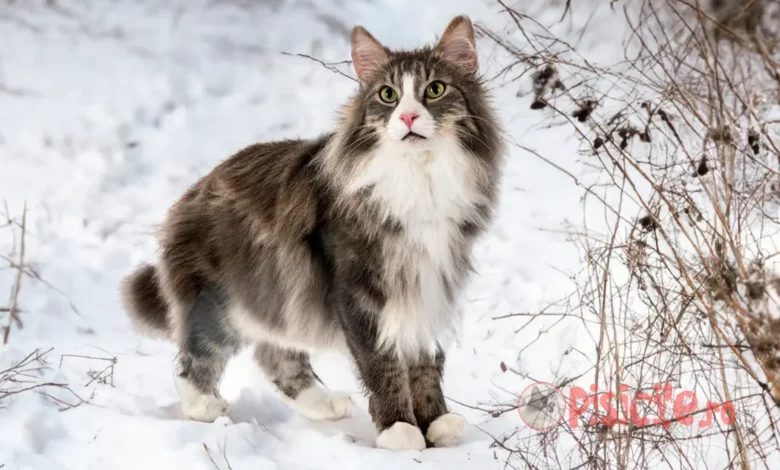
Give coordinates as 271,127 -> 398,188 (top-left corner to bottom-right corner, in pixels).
122,15 -> 502,451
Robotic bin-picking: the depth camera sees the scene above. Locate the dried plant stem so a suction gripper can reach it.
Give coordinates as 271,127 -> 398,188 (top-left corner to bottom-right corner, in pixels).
4,202 -> 26,345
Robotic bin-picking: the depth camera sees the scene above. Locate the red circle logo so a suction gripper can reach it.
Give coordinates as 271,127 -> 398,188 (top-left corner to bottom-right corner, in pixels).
517,382 -> 566,430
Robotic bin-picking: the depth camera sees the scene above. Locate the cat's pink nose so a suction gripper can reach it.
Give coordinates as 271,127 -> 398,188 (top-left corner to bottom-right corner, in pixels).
399,112 -> 419,129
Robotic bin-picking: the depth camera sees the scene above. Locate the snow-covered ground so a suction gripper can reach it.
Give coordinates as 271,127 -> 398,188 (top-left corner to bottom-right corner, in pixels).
0,1 -> 639,468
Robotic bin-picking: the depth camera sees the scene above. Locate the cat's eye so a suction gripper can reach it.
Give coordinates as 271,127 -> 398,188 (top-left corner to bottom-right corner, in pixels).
379,86 -> 398,103
425,81 -> 446,99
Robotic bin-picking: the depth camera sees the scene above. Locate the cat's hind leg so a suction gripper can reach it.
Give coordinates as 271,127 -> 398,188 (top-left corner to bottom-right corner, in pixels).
174,288 -> 241,422
254,341 -> 352,421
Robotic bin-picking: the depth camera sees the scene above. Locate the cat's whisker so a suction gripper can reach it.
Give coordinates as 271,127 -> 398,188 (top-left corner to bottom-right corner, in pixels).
340,131 -> 381,156
441,116 -> 514,148
440,124 -> 503,163
445,114 -> 513,139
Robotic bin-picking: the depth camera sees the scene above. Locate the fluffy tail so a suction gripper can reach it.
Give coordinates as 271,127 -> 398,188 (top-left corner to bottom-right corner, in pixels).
121,264 -> 171,339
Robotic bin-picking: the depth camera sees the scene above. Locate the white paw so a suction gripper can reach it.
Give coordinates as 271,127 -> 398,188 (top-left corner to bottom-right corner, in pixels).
175,376 -> 228,422
376,422 -> 426,451
183,394 -> 229,422
426,413 -> 466,448
289,384 -> 353,421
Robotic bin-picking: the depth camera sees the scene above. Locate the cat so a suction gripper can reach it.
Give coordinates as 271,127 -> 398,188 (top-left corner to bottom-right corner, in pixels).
121,15 -> 503,451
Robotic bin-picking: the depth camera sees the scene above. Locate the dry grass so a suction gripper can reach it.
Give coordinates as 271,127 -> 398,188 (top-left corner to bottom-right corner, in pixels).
478,0 -> 780,468
0,348 -> 89,412
1,202 -> 27,345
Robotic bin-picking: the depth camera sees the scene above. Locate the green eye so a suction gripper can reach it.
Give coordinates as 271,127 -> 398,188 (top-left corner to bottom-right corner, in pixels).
425,81 -> 446,99
379,86 -> 398,103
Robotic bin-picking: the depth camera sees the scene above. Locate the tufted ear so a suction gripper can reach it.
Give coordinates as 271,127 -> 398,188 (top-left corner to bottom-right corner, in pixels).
351,26 -> 389,83
435,16 -> 478,75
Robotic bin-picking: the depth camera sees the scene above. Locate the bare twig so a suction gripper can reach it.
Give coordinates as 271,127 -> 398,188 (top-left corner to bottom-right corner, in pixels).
1,348 -> 89,412
281,52 -> 357,82
4,203 -> 26,344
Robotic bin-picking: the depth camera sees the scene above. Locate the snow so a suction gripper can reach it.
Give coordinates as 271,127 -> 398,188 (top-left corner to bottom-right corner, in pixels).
3,0 -> 755,468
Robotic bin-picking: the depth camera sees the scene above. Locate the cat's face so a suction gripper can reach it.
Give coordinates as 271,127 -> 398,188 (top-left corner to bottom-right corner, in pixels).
340,16 -> 499,161
360,58 -> 470,144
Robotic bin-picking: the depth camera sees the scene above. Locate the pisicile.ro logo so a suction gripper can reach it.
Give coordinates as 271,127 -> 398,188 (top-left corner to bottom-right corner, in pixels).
517,382 -> 736,430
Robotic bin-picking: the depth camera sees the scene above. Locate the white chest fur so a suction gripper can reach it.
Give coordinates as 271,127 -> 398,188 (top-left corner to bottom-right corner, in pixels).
346,138 -> 482,358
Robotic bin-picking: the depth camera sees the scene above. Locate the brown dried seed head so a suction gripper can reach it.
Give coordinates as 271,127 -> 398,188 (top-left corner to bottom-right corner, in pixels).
748,129 -> 760,155
638,215 -> 658,232
696,158 -> 709,177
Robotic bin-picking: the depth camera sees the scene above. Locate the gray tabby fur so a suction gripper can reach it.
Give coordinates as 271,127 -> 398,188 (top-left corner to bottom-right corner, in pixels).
121,15 -> 503,450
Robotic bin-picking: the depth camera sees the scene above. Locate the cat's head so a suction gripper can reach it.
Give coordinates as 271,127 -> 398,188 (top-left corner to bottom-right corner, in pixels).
335,16 -> 501,168
326,16 -> 502,228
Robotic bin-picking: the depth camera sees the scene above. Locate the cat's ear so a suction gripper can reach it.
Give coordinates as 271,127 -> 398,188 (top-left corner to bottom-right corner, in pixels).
435,16 -> 478,75
351,26 -> 389,83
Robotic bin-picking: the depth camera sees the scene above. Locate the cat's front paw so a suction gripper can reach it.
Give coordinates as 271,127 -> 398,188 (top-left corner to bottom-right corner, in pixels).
290,384 -> 353,421
426,413 -> 466,447
376,422 -> 426,451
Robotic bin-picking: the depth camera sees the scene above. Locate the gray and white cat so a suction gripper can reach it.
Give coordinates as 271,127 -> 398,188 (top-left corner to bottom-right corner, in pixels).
122,15 -> 503,451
